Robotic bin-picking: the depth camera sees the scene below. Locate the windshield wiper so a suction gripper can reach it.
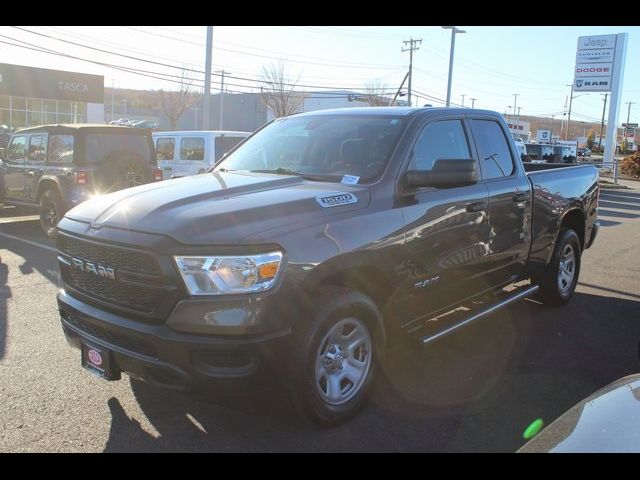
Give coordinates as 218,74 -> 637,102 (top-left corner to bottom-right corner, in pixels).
250,168 -> 341,182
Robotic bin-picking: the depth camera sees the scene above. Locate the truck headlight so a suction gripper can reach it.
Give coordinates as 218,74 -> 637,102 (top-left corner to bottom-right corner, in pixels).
173,252 -> 283,295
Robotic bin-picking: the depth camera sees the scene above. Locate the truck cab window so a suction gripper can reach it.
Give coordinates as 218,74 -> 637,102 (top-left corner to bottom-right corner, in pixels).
409,120 -> 471,171
469,120 -> 515,178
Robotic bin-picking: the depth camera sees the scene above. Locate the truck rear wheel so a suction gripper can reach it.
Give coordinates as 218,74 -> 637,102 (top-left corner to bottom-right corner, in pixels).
537,228 -> 581,306
287,287 -> 382,426
39,188 -> 64,238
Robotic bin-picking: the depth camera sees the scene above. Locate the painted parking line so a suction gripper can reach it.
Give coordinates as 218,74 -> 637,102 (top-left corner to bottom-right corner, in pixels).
0,231 -> 57,253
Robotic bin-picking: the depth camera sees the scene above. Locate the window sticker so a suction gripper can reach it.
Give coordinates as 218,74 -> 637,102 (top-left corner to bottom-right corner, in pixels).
340,175 -> 360,185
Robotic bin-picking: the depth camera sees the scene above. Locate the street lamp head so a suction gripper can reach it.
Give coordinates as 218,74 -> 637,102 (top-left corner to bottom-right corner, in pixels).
442,26 -> 466,34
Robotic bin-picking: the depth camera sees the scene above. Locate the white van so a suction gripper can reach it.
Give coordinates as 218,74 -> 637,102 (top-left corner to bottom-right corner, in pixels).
153,130 -> 251,179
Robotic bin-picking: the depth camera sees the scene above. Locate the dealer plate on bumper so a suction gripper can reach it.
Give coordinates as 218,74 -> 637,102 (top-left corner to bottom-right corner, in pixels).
81,342 -> 121,381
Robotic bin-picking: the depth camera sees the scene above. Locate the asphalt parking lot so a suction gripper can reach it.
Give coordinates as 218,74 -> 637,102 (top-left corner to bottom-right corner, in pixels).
1,183 -> 639,452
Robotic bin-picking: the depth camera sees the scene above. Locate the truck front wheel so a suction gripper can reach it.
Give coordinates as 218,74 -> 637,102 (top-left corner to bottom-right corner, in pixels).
287,287 -> 382,426
537,228 -> 582,306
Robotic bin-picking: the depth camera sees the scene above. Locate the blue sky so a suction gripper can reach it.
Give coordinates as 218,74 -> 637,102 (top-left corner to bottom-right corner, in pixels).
0,26 -> 638,124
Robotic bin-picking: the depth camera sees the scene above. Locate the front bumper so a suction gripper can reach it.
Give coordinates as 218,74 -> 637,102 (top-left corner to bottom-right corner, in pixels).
57,289 -> 292,392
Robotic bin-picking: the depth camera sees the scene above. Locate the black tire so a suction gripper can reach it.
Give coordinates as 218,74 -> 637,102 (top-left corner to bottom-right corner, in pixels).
537,228 -> 581,306
287,287 -> 383,426
39,188 -> 65,238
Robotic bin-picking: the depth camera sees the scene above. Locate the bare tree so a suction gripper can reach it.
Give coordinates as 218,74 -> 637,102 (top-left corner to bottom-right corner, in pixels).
364,80 -> 391,107
160,70 -> 199,130
259,62 -> 306,118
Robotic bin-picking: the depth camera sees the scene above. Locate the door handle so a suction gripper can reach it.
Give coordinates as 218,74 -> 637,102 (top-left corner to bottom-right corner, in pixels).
466,201 -> 487,213
512,192 -> 529,202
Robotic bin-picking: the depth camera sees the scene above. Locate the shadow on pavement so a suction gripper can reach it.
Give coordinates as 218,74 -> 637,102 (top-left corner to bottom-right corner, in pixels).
103,291 -> 640,452
0,262 -> 10,360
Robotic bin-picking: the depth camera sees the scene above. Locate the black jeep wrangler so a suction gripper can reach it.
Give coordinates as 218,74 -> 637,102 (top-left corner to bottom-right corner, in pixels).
0,124 -> 162,237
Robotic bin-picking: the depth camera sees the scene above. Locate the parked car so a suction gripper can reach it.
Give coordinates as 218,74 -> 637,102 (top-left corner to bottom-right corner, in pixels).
108,118 -> 131,126
153,130 -> 251,179
0,124 -> 163,237
519,374 -> 640,452
130,120 -> 159,130
55,107 -> 599,425
577,147 -> 592,158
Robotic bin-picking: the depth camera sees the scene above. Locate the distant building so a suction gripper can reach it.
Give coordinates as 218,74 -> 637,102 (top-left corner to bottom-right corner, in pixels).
0,63 -> 104,130
505,119 -> 530,141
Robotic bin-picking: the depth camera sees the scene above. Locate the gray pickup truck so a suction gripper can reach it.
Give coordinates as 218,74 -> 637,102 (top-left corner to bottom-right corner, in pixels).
55,107 -> 599,425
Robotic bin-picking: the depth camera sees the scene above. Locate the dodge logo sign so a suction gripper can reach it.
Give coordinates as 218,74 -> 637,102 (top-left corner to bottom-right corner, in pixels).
71,258 -> 116,280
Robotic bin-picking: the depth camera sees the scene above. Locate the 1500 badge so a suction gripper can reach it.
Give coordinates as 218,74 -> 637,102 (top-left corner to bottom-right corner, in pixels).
315,192 -> 358,208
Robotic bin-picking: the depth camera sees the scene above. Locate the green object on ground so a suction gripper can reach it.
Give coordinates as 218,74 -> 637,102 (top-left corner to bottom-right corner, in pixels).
523,418 -> 544,440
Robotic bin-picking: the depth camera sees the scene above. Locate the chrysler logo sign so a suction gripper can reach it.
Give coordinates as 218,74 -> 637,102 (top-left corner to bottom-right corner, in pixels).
71,258 -> 116,280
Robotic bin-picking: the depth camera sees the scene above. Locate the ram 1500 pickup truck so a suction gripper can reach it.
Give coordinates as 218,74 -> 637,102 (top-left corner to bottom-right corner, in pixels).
55,107 -> 599,425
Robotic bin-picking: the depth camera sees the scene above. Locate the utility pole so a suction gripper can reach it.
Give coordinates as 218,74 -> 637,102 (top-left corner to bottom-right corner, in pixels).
624,101 -> 636,154
598,93 -> 608,149
516,106 -> 522,139
512,93 -> 520,133
565,84 -> 574,140
470,97 -> 476,108
215,70 -> 231,130
111,79 -> 114,122
443,26 -> 466,107
401,38 -> 422,107
391,71 -> 410,106
203,26 -> 213,130
461,94 -> 466,107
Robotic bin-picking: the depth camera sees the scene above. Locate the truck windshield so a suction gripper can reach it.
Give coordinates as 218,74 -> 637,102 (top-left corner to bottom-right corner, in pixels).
84,133 -> 153,164
214,115 -> 407,183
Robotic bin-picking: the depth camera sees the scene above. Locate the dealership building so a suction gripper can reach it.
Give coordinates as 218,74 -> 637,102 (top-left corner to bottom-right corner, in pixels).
0,63 -> 104,130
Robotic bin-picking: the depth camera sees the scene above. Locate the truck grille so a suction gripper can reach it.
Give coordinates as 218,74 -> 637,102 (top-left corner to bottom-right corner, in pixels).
58,234 -> 160,276
57,233 -> 178,321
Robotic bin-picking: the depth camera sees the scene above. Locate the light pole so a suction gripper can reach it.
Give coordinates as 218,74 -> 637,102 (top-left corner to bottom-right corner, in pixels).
624,101 -> 636,154
565,84 -> 573,140
442,26 -> 466,107
215,70 -> 231,130
470,97 -> 476,108
461,94 -> 466,107
506,105 -> 512,128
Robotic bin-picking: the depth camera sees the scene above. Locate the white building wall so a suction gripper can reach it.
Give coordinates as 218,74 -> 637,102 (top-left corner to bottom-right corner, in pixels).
87,102 -> 104,123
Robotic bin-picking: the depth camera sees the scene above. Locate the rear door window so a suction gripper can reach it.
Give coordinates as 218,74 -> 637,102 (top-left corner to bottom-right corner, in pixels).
469,120 -> 515,179
156,137 -> 175,161
48,135 -> 75,165
28,134 -> 48,163
180,137 -> 205,161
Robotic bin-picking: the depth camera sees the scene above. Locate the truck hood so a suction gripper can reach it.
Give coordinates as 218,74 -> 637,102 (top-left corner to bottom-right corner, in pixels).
64,171 -> 370,245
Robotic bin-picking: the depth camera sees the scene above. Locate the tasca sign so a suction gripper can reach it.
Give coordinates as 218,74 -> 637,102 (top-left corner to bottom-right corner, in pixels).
574,35 -> 619,92
0,63 -> 103,103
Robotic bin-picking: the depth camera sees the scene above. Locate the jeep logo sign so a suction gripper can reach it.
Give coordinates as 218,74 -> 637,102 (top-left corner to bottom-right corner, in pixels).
578,35 -> 616,50
71,258 -> 116,280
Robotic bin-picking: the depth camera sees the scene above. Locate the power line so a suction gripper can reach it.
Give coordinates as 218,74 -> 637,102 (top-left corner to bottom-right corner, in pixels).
8,27 -> 402,92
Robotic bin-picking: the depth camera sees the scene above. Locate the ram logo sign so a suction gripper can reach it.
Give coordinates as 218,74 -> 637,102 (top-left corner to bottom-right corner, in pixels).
71,258 -> 116,280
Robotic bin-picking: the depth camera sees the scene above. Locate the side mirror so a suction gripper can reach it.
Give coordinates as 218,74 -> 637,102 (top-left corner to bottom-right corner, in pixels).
404,159 -> 478,189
